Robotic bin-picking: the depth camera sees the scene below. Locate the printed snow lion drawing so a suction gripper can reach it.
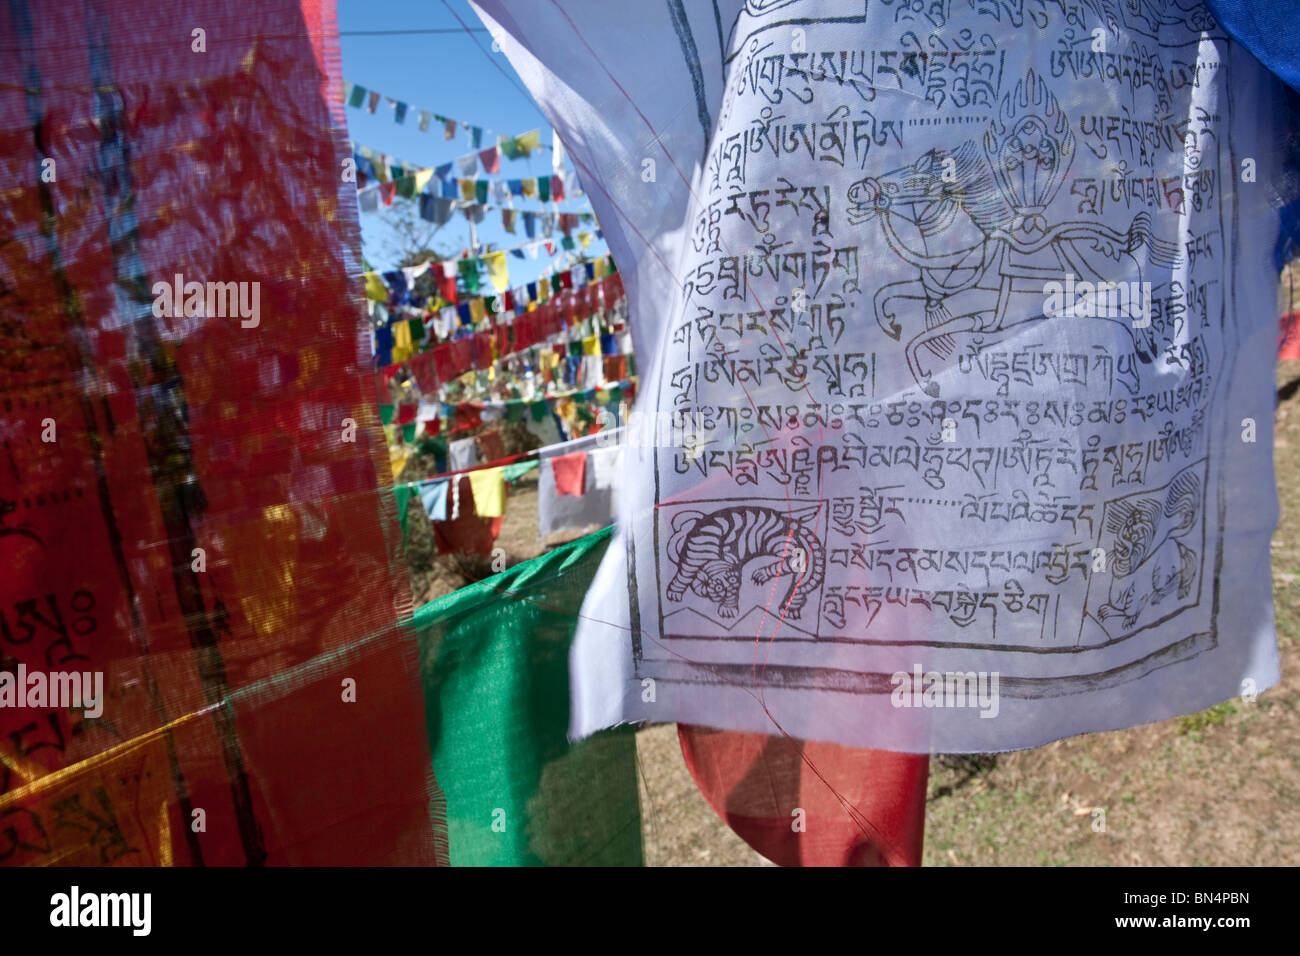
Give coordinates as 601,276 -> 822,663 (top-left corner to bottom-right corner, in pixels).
666,505 -> 824,620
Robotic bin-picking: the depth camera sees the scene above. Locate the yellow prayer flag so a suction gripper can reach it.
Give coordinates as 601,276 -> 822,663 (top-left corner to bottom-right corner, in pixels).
485,250 -> 510,293
521,178 -> 537,198
515,129 -> 541,156
467,467 -> 507,518
393,320 -> 413,352
594,257 -> 608,280
469,297 -> 486,323
459,179 -> 477,201
389,445 -> 409,479
364,272 -> 388,302
578,231 -> 592,248
414,168 -> 434,193
582,334 -> 600,356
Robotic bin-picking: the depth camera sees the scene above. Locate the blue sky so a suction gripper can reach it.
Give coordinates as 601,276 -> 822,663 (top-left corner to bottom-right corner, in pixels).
338,0 -> 605,286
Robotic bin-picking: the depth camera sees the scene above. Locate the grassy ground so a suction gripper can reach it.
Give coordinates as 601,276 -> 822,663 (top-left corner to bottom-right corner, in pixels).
916,359 -> 1300,867
411,336 -> 1300,866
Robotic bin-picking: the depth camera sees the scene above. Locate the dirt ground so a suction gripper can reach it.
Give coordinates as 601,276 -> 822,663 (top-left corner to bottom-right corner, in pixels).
409,273 -> 1300,865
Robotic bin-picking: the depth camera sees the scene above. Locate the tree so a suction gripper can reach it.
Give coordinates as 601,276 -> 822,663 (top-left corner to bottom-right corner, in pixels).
377,199 -> 452,268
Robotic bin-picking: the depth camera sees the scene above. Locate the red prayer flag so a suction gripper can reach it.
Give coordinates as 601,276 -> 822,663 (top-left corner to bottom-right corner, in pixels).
0,0 -> 440,864
476,429 -> 506,462
432,476 -> 502,555
447,337 -> 472,378
1281,312 -> 1300,360
452,403 -> 484,433
408,349 -> 440,394
551,452 -> 587,496
678,725 -> 928,867
472,329 -> 493,369
436,266 -> 458,304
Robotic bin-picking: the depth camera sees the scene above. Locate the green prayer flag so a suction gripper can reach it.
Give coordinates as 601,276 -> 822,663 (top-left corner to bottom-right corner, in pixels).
498,135 -> 522,160
475,179 -> 488,204
411,527 -> 642,866
402,422 -> 416,443
537,176 -> 550,203
392,482 -> 414,553
458,258 -> 480,293
530,400 -> 548,422
561,236 -> 575,251
348,84 -> 367,108
502,459 -> 539,484
505,400 -> 525,423
550,275 -> 562,295
397,175 -> 417,200
379,404 -> 395,425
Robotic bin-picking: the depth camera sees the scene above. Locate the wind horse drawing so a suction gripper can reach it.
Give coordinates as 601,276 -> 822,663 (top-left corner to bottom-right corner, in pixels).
846,70 -> 1184,397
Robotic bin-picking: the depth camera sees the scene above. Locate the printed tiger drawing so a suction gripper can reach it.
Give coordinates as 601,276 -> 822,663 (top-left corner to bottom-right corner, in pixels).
666,505 -> 824,620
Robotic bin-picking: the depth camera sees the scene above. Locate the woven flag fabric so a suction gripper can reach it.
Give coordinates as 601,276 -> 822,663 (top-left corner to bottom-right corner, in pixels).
0,0 -> 438,863
678,724 -> 928,866
475,0 -> 1289,753
413,526 -> 642,866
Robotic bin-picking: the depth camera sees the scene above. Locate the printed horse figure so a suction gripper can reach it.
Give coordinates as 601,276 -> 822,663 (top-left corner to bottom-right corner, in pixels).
846,71 -> 1183,397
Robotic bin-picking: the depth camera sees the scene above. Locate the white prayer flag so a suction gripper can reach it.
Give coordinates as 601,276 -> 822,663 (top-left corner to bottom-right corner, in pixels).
474,0 -> 1288,752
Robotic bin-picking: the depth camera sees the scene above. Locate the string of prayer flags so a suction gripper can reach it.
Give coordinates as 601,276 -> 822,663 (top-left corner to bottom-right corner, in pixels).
354,145 -> 583,201
344,80 -> 551,157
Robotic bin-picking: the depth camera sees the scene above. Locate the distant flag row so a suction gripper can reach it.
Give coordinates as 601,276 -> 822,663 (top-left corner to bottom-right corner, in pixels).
343,79 -> 554,164
361,181 -> 597,235
368,257 -> 622,371
351,141 -> 579,191
365,250 -> 615,321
